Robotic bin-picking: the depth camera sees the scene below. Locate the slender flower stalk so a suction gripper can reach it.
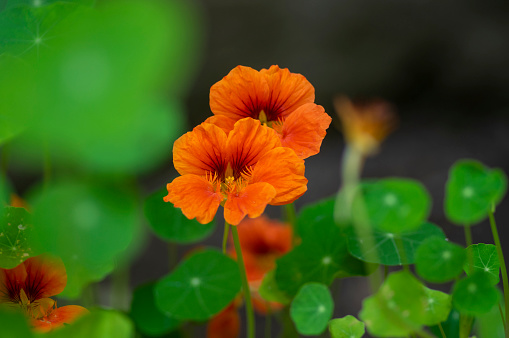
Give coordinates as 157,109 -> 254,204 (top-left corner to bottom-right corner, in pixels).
231,224 -> 255,338
222,222 -> 230,254
489,210 -> 509,337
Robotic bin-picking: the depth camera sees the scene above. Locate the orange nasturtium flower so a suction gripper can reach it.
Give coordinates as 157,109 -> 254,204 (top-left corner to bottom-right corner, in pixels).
0,254 -> 88,332
164,117 -> 307,225
208,65 -> 332,159
207,216 -> 293,338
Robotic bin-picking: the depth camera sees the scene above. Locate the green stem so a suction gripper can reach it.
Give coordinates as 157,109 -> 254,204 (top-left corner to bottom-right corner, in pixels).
222,221 -> 230,254
464,225 -> 472,247
499,303 -> 507,332
231,224 -> 255,338
438,322 -> 447,338
265,302 -> 272,338
489,210 -> 509,338
111,264 -> 130,311
284,203 -> 297,245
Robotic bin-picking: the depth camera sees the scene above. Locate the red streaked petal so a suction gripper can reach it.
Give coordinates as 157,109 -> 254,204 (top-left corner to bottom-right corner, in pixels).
173,122 -> 228,176
210,65 -> 269,120
278,103 -> 332,159
204,115 -> 236,135
32,305 -> 89,332
165,175 -> 224,224
226,118 -> 281,173
0,260 -> 27,303
224,183 -> 276,225
250,147 -> 307,205
260,65 -> 315,120
23,254 -> 67,300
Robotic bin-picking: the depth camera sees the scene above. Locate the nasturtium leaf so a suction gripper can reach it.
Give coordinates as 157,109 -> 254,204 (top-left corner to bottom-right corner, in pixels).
155,249 -> 241,321
329,315 -> 365,338
144,188 -> 215,244
0,207 -> 38,269
31,181 -> 139,298
275,222 -> 375,297
0,306 -> 33,338
429,308 -> 461,338
360,296 -> 410,337
352,178 -> 431,233
453,273 -> 500,315
476,300 -> 506,338
4,0 -> 94,11
258,270 -> 290,305
421,287 -> 452,326
295,196 -> 335,239
46,309 -> 134,338
130,282 -> 180,337
348,222 -> 445,265
445,160 -> 507,225
415,236 -> 466,283
464,244 -> 500,285
290,283 -> 334,336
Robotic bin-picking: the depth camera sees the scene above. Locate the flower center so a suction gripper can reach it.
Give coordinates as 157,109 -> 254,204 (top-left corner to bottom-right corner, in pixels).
258,110 -> 273,128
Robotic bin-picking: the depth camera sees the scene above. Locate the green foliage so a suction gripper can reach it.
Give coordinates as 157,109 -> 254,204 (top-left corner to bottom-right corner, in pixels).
155,249 -> 241,321
45,309 -> 134,338
445,160 -> 507,225
290,283 -> 334,336
352,178 -> 431,233
348,222 -> 445,265
0,207 -> 39,268
31,180 -> 140,298
421,287 -> 452,326
0,306 -> 33,338
329,315 -> 365,338
452,273 -> 500,315
275,197 -> 376,297
415,236 -> 466,283
144,188 -> 215,244
130,282 -> 180,337
464,243 -> 500,285
429,308 -> 461,338
258,270 -> 290,305
475,300 -> 506,338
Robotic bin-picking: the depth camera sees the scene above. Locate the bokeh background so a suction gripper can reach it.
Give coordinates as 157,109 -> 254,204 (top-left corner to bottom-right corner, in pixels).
1,0 -> 509,336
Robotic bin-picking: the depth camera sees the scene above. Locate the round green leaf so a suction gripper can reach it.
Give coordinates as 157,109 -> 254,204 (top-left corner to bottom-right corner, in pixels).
348,222 -> 445,265
295,196 -> 336,239
31,180 -> 139,298
421,286 -> 452,326
429,308 -> 461,338
464,243 -> 500,285
155,249 -> 241,321
130,282 -> 180,337
290,283 -> 334,336
0,207 -> 39,268
352,178 -> 431,233
329,315 -> 365,338
46,309 -> 134,338
452,273 -> 500,315
415,236 -> 466,283
445,160 -> 507,225
144,188 -> 215,243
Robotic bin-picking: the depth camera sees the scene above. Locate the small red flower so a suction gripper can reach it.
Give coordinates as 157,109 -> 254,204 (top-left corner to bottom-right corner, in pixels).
0,254 -> 88,332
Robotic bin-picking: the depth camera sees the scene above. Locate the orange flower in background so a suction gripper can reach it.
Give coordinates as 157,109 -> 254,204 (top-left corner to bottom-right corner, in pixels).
0,254 -> 88,332
208,65 -> 332,159
334,96 -> 397,156
165,118 -> 307,225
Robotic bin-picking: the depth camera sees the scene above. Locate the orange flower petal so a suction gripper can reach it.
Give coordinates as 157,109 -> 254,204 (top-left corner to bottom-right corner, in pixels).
23,254 -> 67,300
260,65 -> 315,120
173,123 -> 228,176
165,175 -> 223,224
224,182 -> 276,225
203,115 -> 236,135
0,261 -> 27,303
210,66 -> 269,120
206,303 -> 240,338
250,147 -> 307,205
226,118 -> 281,172
32,305 -> 89,332
277,103 -> 332,159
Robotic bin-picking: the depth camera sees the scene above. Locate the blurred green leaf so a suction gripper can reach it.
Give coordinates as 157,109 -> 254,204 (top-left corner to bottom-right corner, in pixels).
348,222 -> 445,265
0,306 -> 33,338
429,308 -> 461,338
130,282 -> 180,337
290,283 -> 333,336
328,315 -> 365,338
31,180 -> 139,298
155,249 -> 241,321
4,0 -> 94,12
45,309 -> 134,338
0,207 -> 39,268
475,300 -> 505,338
258,270 -> 290,305
421,287 -> 452,326
464,244 -> 500,285
445,160 -> 507,225
415,236 -> 466,283
144,188 -> 215,244
352,178 -> 431,233
453,273 -> 500,315
275,198 -> 376,297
